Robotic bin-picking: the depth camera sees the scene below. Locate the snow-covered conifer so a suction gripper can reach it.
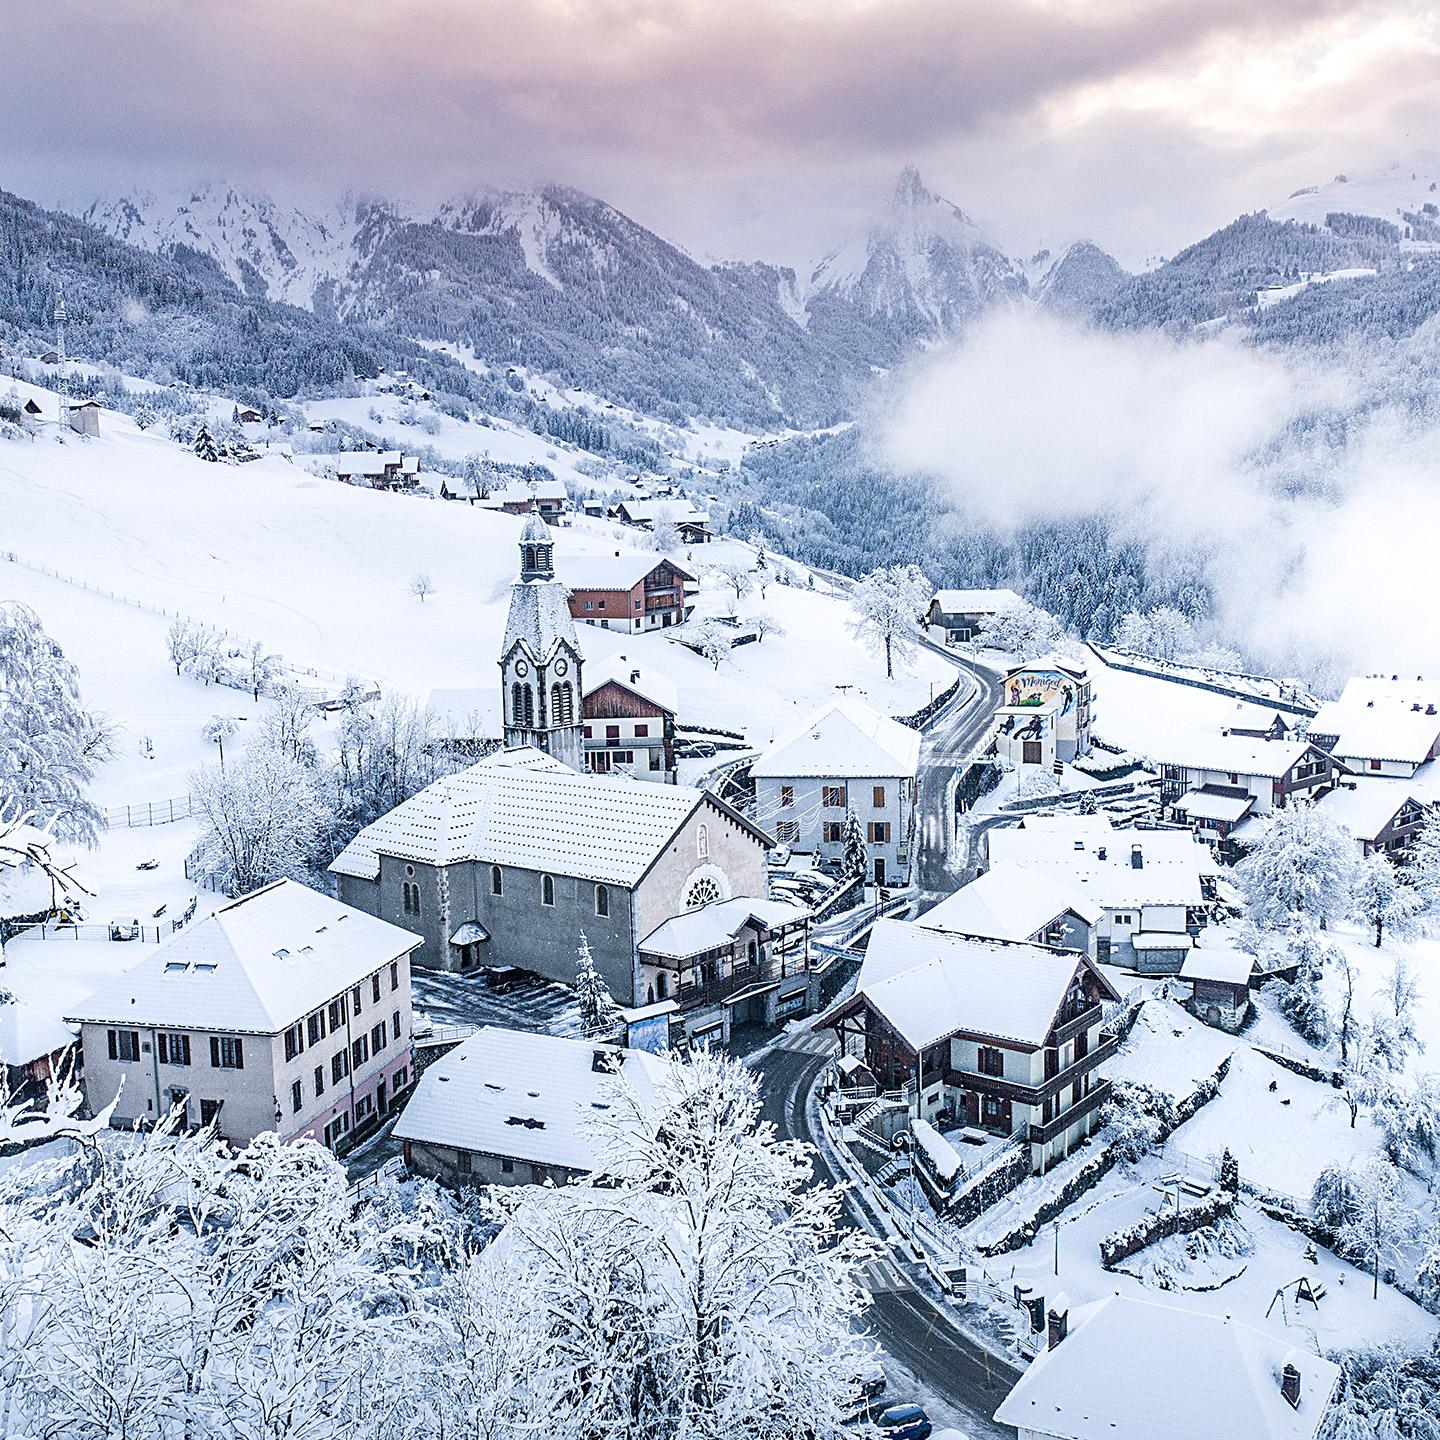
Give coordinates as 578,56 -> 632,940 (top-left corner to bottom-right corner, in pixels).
575,933 -> 623,1040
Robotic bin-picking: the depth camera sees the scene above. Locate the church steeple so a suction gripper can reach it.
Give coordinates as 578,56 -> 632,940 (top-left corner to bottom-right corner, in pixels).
499,513 -> 585,769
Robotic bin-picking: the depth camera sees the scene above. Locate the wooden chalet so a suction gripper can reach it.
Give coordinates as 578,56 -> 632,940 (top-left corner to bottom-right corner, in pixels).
817,919 -> 1121,1173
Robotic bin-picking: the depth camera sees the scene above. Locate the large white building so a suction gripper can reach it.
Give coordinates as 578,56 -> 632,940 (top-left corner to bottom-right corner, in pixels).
986,816 -> 1217,970
751,697 -> 920,885
66,880 -> 420,1153
1311,675 -> 1440,778
993,1294 -> 1339,1440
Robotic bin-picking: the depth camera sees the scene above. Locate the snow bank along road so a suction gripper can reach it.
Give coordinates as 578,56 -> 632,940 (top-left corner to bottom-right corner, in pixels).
753,1037 -> 1018,1438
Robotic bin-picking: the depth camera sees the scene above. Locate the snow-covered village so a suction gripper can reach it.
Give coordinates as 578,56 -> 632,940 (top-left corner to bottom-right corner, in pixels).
5,8 -> 1440,1439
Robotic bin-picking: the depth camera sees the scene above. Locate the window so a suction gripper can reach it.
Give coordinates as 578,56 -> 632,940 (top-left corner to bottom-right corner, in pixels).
314,1065 -> 325,1098
323,1113 -> 350,1149
158,1032 -> 191,1066
584,599 -> 594,610
605,724 -> 620,740
332,1050 -> 350,1083
1370,758 -> 1383,771
210,1036 -> 244,1070
552,682 -> 575,726
873,785 -> 886,808
351,984 -> 363,1015
868,822 -> 891,844
776,820 -> 799,844
823,785 -> 846,808
583,725 -> 593,738
393,1065 -> 408,1091
283,1023 -> 304,1062
328,997 -> 347,1030
1114,912 -> 1133,926
355,1095 -> 374,1123
541,874 -> 555,906
595,884 -> 609,917
822,821 -> 844,844
490,865 -> 503,896
781,785 -> 794,807
291,1079 -> 303,1114
307,1010 -> 327,1046
635,723 -> 649,738
697,824 -> 709,860
501,1156 -> 515,1174
352,1036 -> 369,1068
392,1010 -> 401,1041
371,1021 -> 386,1053
597,599 -> 607,610
978,1046 -> 1005,1078
200,1099 -> 223,1128
402,881 -> 421,915
685,876 -> 723,909
649,751 -> 662,771
390,960 -> 400,990
981,1094 -> 1004,1124
372,973 -> 382,1004
107,1028 -> 140,1063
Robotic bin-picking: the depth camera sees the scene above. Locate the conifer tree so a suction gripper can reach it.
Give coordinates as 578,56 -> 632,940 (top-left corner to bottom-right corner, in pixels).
575,933 -> 623,1039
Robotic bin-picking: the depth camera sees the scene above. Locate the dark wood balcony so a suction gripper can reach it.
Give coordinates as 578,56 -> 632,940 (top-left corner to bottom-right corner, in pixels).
1052,1001 -> 1104,1048
945,1032 -> 1118,1107
1026,1079 -> 1112,1145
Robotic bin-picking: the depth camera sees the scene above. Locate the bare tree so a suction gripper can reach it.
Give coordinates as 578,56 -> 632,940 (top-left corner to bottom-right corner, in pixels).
409,572 -> 435,604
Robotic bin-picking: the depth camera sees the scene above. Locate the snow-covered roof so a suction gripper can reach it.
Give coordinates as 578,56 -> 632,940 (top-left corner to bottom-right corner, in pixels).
425,688 -> 503,738
1180,947 -> 1254,985
930,588 -> 1023,616
65,880 -> 421,1035
1158,734 -> 1321,778
615,499 -> 709,525
1130,931 -> 1192,951
392,1026 -> 673,1172
331,750 -> 763,887
1173,787 -> 1256,823
750,697 -> 920,780
840,919 -> 1117,1050
0,998 -> 76,1068
987,823 -> 1214,909
1337,674 -> 1440,712
1009,653 -> 1088,681
502,575 -> 580,663
519,511 -> 552,543
496,480 -> 567,503
992,1294 -> 1339,1440
1315,779 -> 1428,840
637,897 -> 808,961
915,862 -> 1102,943
583,654 -> 679,715
1311,696 -> 1440,765
564,553 -> 694,592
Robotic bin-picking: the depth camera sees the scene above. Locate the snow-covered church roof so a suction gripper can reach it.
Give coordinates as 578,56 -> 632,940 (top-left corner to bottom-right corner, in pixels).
502,574 -> 579,663
750,697 -> 920,780
992,1294 -> 1339,1440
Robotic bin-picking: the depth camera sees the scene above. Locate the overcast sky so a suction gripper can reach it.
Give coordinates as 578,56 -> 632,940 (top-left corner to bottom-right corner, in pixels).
7,0 -> 1439,270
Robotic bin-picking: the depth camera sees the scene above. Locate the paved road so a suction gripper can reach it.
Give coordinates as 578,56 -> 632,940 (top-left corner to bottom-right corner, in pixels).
753,1038 -> 1018,1438
912,641 -> 1006,907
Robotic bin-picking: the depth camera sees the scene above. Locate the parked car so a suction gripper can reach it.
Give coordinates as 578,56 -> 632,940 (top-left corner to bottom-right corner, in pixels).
841,1364 -> 887,1420
874,1403 -> 931,1440
767,844 -> 792,867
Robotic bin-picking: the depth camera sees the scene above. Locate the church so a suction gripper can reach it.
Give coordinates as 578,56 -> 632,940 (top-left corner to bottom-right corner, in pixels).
329,519 -> 789,1037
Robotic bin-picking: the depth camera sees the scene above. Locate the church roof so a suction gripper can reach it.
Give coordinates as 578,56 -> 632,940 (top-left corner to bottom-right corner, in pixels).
503,576 -> 580,664
520,512 -> 553,544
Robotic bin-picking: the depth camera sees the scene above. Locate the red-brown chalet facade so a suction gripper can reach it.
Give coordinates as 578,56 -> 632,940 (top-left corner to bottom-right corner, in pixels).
819,920 -> 1121,1173
582,658 -> 679,783
565,555 -> 697,634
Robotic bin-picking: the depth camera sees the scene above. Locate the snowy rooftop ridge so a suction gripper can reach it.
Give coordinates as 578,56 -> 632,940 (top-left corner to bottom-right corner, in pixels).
638,896 -> 808,961
929,588 -> 1023,615
582,654 -> 680,714
914,861 -> 1103,943
564,553 -> 696,593
750,696 -> 920,780
993,1293 -> 1340,1440
64,880 -> 421,1035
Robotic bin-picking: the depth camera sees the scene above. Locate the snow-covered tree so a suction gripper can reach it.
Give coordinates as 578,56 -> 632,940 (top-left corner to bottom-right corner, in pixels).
842,809 -> 868,882
257,682 -> 317,765
409,571 -> 435,604
242,640 -> 282,702
1321,1346 -> 1440,1440
190,741 -> 326,894
201,714 -> 238,770
193,422 -> 218,462
1234,802 -> 1357,931
650,515 -> 683,554
165,617 -> 202,675
975,599 -> 1063,661
0,602 -> 112,844
1352,853 -> 1421,947
849,564 -> 931,679
747,609 -> 785,644
327,694 -> 447,841
575,934 -> 623,1040
708,556 -> 754,603
1332,1159 -> 1421,1298
132,399 -> 157,431
1407,810 -> 1440,920
685,616 -> 732,670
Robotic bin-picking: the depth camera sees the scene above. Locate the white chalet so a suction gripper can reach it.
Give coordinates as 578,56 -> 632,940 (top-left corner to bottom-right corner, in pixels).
66,880 -> 420,1153
1311,778 -> 1433,857
1159,734 -> 1343,836
819,919 -> 1120,1173
395,1026 -> 673,1188
986,816 -> 1217,971
1311,676 -> 1440,778
993,1294 -> 1339,1440
751,697 -> 920,885
915,861 -> 1102,960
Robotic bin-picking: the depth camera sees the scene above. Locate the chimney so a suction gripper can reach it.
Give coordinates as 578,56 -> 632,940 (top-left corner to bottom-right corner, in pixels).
1131,844 -> 1143,869
1047,1306 -> 1069,1350
1281,1363 -> 1301,1409
1097,846 -> 1107,861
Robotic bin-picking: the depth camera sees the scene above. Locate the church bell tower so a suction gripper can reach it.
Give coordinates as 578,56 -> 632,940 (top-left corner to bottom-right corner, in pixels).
499,513 -> 585,769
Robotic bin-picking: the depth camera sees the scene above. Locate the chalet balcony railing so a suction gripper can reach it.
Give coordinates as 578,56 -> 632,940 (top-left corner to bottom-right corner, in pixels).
1025,1079 -> 1112,1145
1052,1001 -> 1104,1048
943,1032 -> 1118,1108
672,957 -> 808,1012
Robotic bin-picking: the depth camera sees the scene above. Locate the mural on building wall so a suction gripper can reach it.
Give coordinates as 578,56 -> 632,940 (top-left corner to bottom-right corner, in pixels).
1006,669 -> 1076,715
